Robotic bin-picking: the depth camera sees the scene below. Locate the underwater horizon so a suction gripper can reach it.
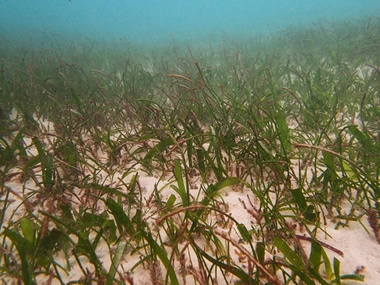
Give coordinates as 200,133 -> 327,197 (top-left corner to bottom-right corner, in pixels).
1,0 -> 380,45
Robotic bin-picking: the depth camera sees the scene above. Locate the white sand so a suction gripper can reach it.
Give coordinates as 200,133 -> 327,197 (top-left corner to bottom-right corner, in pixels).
3,167 -> 380,284
1,116 -> 379,284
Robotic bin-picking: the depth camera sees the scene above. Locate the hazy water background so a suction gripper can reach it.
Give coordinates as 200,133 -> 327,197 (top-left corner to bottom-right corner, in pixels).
1,0 -> 380,45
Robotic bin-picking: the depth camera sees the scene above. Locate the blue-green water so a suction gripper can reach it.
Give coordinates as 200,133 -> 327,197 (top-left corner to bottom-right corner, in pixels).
1,0 -> 380,44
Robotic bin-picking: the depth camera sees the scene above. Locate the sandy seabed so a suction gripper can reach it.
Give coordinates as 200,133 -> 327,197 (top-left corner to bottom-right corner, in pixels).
1,115 -> 380,285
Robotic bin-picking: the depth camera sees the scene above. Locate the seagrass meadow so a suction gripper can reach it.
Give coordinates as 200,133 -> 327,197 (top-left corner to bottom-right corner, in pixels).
0,17 -> 379,284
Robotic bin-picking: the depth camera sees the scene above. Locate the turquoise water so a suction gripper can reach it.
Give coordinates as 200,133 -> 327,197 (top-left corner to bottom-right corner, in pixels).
1,0 -> 380,44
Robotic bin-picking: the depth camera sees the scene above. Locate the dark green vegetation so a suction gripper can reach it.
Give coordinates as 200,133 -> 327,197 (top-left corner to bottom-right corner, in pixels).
0,17 -> 379,284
